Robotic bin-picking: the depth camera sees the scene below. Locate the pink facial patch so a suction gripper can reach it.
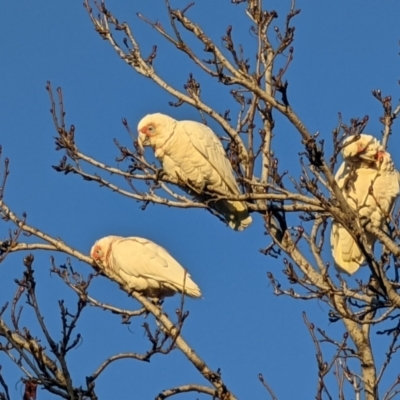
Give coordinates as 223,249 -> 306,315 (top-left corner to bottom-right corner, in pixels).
140,125 -> 155,136
374,150 -> 385,162
92,245 -> 102,260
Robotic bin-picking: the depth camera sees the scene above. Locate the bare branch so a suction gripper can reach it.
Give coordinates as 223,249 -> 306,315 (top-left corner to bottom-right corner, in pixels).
155,384 -> 217,399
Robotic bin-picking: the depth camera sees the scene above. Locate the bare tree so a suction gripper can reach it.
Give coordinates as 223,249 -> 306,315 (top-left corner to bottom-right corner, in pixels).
1,1 -> 400,399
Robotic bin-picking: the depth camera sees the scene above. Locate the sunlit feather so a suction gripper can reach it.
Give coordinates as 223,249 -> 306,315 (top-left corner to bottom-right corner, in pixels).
330,134 -> 400,274
90,236 -> 201,298
138,113 -> 252,231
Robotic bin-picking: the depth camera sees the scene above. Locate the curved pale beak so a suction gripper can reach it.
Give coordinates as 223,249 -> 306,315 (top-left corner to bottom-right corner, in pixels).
357,152 -> 377,162
358,147 -> 385,162
137,132 -> 150,151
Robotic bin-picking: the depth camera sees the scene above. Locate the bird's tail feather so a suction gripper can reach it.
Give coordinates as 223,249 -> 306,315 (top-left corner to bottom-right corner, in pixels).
184,285 -> 202,298
192,191 -> 252,231
214,200 -> 252,231
166,280 -> 202,298
331,223 -> 365,275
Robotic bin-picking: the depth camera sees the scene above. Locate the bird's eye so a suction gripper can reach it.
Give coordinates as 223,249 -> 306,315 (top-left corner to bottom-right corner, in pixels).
93,247 -> 103,259
148,125 -> 154,132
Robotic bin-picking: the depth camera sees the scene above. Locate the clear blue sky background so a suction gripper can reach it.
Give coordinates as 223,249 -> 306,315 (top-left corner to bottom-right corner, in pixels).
0,1 -> 399,399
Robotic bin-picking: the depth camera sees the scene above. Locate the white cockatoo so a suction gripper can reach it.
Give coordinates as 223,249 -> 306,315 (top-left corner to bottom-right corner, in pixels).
137,113 -> 252,231
330,134 -> 400,274
90,236 -> 201,298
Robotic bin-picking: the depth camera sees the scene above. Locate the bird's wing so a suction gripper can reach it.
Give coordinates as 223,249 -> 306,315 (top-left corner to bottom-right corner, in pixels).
386,169 -> 400,206
331,161 -> 365,274
334,161 -> 349,189
111,237 -> 197,290
376,164 -> 400,209
179,120 -> 240,195
336,162 -> 372,212
331,221 -> 364,274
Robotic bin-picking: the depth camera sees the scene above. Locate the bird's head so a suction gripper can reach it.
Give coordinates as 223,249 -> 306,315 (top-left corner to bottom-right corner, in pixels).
137,113 -> 177,150
90,236 -> 119,267
342,134 -> 385,165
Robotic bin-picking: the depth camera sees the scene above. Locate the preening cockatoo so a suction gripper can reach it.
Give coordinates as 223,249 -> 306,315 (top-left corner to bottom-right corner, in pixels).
90,236 -> 201,298
330,134 -> 400,274
137,113 -> 252,231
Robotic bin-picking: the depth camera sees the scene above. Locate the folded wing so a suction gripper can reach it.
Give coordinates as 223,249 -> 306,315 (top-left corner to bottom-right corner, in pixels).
111,237 -> 201,298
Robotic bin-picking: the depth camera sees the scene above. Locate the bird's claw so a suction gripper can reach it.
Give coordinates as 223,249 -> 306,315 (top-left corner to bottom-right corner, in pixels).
155,168 -> 167,182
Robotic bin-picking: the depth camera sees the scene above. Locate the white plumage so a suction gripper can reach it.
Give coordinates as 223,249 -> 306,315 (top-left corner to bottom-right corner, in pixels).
137,113 -> 252,231
330,134 -> 400,274
90,235 -> 201,298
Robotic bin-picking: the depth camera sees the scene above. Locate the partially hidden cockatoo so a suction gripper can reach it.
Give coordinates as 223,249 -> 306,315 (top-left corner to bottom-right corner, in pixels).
330,134 -> 400,275
137,113 -> 252,231
90,235 -> 201,298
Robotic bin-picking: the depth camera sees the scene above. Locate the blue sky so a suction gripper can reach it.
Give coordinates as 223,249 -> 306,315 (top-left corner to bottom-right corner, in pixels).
0,1 -> 400,399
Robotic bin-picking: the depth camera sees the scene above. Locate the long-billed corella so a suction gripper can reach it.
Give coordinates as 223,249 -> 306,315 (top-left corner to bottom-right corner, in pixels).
90,235 -> 201,298
330,134 -> 400,274
137,113 -> 252,231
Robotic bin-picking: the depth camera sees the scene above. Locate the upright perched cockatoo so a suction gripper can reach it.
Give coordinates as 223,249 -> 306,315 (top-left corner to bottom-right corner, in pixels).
330,134 -> 400,274
90,236 -> 201,298
137,113 -> 252,231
